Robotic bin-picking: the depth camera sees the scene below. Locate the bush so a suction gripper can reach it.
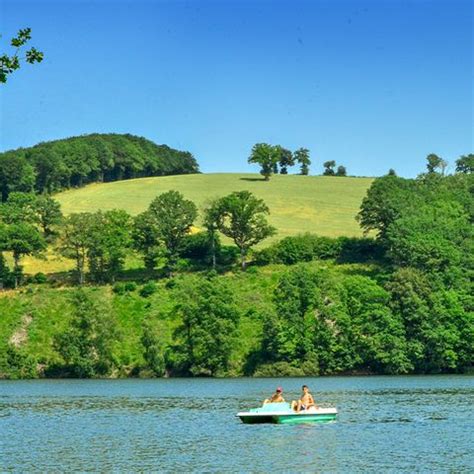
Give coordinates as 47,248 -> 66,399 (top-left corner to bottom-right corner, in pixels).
337,237 -> 383,263
4,346 -> 38,379
32,272 -> 48,284
140,281 -> 158,298
217,245 -> 240,266
253,361 -> 306,377
179,232 -> 219,261
112,282 -> 126,295
254,234 -> 341,265
113,281 -> 137,295
123,281 -> 137,292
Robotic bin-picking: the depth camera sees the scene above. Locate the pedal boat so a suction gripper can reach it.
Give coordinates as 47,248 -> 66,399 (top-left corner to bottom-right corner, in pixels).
237,402 -> 337,425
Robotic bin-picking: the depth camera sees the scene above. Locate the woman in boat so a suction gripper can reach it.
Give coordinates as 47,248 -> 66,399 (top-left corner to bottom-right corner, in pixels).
263,387 -> 285,404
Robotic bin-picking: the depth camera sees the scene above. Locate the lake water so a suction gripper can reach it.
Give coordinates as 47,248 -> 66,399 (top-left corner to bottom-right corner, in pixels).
1,376 -> 473,472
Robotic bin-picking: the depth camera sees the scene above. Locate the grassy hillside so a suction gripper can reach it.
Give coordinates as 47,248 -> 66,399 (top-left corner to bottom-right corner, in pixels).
57,173 -> 372,238
16,173 -> 372,274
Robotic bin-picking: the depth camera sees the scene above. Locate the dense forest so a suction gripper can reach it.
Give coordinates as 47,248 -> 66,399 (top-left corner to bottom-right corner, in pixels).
0,133 -> 199,200
0,154 -> 473,379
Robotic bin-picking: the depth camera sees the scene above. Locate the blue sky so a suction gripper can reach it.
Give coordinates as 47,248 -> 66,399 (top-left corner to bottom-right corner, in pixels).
0,0 -> 472,177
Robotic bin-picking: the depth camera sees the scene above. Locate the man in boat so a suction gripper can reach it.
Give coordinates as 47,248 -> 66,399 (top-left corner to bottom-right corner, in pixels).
263,386 -> 285,404
291,385 -> 316,412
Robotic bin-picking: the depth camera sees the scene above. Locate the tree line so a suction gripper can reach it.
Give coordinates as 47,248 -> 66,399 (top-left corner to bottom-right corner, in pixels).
0,188 -> 277,288
0,133 -> 199,200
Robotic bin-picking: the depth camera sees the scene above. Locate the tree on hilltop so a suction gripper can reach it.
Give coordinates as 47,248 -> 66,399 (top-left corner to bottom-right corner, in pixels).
277,146 -> 294,174
248,143 -> 280,181
294,148 -> 311,175
336,165 -> 347,176
455,154 -> 474,174
426,154 -> 447,175
323,160 -> 336,176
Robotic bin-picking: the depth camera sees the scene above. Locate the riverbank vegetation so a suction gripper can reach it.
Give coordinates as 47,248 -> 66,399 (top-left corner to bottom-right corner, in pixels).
0,154 -> 472,379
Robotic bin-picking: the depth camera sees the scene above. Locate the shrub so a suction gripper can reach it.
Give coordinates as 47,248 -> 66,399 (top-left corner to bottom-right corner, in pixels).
179,232 -> 219,261
28,272 -> 48,284
217,245 -> 239,266
140,281 -> 158,298
4,346 -> 38,379
113,281 -> 138,295
254,234 -> 341,265
123,282 -> 137,292
337,237 -> 383,263
253,361 -> 306,377
112,282 -> 126,295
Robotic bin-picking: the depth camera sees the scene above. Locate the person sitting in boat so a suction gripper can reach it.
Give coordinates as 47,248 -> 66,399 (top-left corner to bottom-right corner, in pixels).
291,385 -> 316,412
263,387 -> 285,404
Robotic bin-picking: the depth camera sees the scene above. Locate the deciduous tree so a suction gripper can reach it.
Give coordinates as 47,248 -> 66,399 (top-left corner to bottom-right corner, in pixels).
148,190 -> 197,271
323,160 -> 336,176
294,148 -> 311,175
215,191 -> 276,269
248,143 -> 279,181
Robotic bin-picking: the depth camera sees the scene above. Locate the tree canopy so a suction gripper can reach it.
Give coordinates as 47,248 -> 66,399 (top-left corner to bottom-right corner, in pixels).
0,134 -> 199,200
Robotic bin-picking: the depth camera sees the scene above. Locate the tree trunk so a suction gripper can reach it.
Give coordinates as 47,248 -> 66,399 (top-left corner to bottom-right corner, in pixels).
211,234 -> 216,269
13,253 -> 20,289
240,247 -> 247,270
77,252 -> 85,285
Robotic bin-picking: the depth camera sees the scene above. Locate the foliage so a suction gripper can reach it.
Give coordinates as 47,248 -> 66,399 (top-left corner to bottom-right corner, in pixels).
53,289 -> 117,377
141,320 -> 166,376
254,234 -> 381,265
323,160 -> 336,176
426,153 -> 447,174
113,281 -> 137,295
139,281 -> 158,298
167,276 -> 240,376
277,146 -> 294,174
386,200 -> 472,277
294,148 -> 311,175
455,154 -> 474,174
87,210 -> 132,283
0,28 -> 43,83
3,345 -> 37,379
5,223 -> 46,287
131,211 -> 162,272
248,143 -> 280,181
357,175 -> 417,240
0,134 -> 199,199
34,195 -> 63,238
214,191 -> 276,269
58,213 -> 94,284
336,165 -> 347,176
147,191 -> 197,271
202,199 -> 224,268
179,231 -> 219,263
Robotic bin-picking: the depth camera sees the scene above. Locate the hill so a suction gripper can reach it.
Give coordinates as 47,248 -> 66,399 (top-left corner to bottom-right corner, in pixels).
56,173 -> 373,238
10,173 -> 372,274
0,133 -> 199,199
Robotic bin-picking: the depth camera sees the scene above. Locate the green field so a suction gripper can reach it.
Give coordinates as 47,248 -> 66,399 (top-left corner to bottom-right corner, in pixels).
18,173 -> 372,274
57,173 -> 372,238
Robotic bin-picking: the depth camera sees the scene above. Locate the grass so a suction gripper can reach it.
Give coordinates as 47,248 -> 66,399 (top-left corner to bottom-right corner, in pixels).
20,173 -> 373,274
57,173 -> 372,237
